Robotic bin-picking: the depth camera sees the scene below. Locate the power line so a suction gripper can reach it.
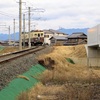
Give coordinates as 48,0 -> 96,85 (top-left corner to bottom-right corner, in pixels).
0,12 -> 13,18
0,11 -> 19,20
24,0 -> 35,7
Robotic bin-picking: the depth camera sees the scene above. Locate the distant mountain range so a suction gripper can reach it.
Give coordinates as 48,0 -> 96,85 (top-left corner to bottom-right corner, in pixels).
0,28 -> 88,41
0,32 -> 19,41
57,28 -> 89,34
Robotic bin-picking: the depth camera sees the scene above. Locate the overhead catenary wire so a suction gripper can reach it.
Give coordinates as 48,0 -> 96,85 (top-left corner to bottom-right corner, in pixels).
0,11 -> 15,18
0,0 -> 45,39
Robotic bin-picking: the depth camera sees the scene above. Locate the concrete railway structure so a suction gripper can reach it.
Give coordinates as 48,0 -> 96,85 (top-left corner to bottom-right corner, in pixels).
87,24 -> 100,67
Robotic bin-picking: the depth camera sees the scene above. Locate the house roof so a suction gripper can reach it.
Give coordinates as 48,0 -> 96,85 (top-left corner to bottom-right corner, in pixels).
22,30 -> 43,34
22,32 -> 28,34
49,36 -> 67,40
67,32 -> 87,39
43,30 -> 54,34
49,29 -> 68,35
31,30 -> 43,32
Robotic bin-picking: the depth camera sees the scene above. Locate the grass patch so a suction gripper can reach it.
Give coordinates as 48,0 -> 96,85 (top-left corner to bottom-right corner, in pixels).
66,58 -> 75,64
18,45 -> 100,100
0,46 -> 4,51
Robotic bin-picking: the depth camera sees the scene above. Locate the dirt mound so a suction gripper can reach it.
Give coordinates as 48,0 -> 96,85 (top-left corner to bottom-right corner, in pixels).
69,45 -> 87,58
50,45 -> 87,58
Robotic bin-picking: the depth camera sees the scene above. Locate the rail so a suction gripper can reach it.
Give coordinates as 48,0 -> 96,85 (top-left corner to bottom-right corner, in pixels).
0,46 -> 45,65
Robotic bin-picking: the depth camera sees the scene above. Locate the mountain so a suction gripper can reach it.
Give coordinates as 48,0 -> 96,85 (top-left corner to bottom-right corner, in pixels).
0,28 -> 89,41
0,32 -> 19,41
57,28 -> 89,35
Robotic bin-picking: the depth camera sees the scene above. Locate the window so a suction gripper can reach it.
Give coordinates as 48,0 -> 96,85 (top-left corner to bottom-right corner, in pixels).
44,35 -> 46,37
75,39 -> 78,42
38,34 -> 40,37
41,33 -> 43,36
47,35 -> 49,38
44,35 -> 49,38
51,40 -> 55,43
25,35 -> 27,38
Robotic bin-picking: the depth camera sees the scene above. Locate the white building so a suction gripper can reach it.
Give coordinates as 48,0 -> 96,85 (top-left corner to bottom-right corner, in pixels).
87,24 -> 100,67
43,29 -> 68,45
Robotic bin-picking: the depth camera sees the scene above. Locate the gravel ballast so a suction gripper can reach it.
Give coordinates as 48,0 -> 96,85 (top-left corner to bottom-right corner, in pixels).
0,46 -> 53,90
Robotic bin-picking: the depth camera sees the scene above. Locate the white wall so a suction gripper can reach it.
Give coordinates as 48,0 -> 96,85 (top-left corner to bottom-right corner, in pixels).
44,32 -> 68,45
87,24 -> 100,67
44,34 -> 53,45
88,24 -> 100,46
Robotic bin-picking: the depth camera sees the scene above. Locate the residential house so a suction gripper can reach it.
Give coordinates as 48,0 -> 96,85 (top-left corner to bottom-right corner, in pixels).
0,42 -> 2,46
65,32 -> 87,45
49,36 -> 67,46
43,29 -> 68,45
43,30 -> 54,45
0,41 -> 9,46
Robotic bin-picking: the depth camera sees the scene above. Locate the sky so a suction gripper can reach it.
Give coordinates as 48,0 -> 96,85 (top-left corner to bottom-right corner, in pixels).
0,0 -> 100,33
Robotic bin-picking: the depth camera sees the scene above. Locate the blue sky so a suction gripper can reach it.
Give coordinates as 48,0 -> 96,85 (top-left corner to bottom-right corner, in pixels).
0,0 -> 100,33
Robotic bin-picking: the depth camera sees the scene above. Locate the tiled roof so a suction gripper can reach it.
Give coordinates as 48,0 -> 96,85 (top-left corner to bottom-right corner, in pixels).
43,30 -> 54,34
31,30 -> 43,32
49,29 -> 68,35
68,32 -> 87,38
49,36 -> 67,40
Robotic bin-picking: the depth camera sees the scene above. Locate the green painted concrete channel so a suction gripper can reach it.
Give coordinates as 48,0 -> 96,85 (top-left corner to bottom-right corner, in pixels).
0,64 -> 46,100
0,46 -> 4,51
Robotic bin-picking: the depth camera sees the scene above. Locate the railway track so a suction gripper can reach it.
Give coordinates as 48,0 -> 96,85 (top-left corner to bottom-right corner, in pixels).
0,46 -> 45,65
0,46 -> 52,90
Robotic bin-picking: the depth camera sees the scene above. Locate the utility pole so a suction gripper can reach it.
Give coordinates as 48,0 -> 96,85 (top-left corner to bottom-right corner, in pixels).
13,19 -> 15,46
8,26 -> 10,46
28,7 -> 31,48
19,0 -> 22,50
23,14 -> 25,47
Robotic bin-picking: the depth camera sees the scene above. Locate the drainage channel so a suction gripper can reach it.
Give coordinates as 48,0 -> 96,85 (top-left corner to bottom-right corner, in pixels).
0,64 -> 46,100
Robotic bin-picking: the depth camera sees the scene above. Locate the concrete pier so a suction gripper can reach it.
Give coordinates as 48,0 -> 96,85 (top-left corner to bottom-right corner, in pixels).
86,46 -> 100,67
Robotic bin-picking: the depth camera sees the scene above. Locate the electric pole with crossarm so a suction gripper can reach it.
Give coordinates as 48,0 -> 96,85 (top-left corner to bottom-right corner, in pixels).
19,0 -> 22,50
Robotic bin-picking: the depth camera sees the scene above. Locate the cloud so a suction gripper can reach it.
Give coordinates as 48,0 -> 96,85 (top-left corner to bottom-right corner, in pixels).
0,0 -> 100,34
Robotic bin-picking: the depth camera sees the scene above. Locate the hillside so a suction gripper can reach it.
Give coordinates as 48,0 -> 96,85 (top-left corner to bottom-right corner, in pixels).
18,45 -> 100,100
